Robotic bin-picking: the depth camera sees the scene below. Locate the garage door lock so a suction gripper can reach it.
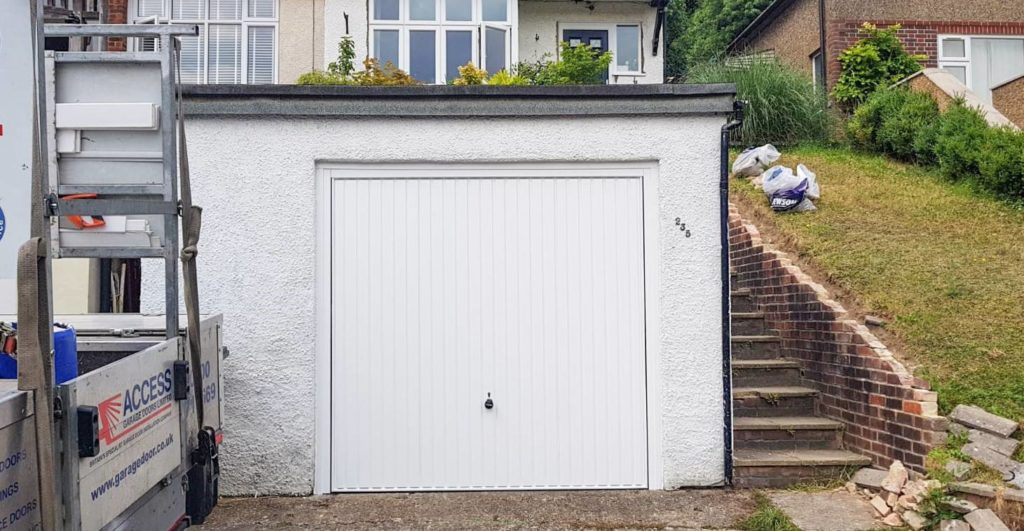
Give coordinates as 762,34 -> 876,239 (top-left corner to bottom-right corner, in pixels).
484,393 -> 494,410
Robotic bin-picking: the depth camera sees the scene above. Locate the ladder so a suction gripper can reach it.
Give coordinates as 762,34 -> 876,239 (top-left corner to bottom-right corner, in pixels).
42,23 -> 198,339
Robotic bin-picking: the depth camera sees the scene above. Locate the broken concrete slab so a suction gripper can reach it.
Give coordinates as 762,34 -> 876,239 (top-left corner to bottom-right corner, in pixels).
944,459 -> 972,481
939,520 -> 970,531
881,461 -> 908,493
769,491 -> 879,531
870,495 -> 891,516
967,428 -> 1021,457
881,512 -> 902,527
941,497 -> 978,514
961,443 -> 1019,476
902,510 -> 927,530
950,405 -> 1019,438
964,508 -> 1011,531
851,467 -> 887,490
950,482 -> 1024,503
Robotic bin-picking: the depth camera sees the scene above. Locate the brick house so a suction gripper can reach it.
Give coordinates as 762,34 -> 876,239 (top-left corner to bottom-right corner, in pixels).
727,0 -> 1024,105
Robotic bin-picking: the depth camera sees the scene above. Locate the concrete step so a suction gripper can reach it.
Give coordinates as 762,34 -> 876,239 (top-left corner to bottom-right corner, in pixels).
732,359 -> 802,387
733,416 -> 844,451
731,289 -> 756,313
733,449 -> 872,488
733,386 -> 817,417
731,335 -> 782,360
732,313 -> 767,335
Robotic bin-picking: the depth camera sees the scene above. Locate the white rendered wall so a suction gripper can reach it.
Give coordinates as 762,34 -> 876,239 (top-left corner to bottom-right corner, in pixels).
142,114 -> 725,495
323,0 -> 663,83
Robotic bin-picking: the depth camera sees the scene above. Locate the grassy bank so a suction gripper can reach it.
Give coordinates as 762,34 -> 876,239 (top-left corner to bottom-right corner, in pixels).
732,145 -> 1024,422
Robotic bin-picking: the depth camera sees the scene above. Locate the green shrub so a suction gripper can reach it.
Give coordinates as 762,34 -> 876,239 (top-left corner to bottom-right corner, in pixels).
533,42 -> 612,85
832,23 -> 924,109
298,37 -> 416,86
452,62 -> 487,85
978,127 -> 1024,199
327,36 -> 357,79
935,101 -> 989,181
350,58 -> 419,86
847,88 -> 913,148
487,70 -> 528,86
876,91 -> 940,162
912,120 -> 941,166
296,70 -> 349,85
687,59 -> 832,146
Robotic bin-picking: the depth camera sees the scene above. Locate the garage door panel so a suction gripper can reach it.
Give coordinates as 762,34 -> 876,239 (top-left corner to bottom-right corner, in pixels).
332,174 -> 647,491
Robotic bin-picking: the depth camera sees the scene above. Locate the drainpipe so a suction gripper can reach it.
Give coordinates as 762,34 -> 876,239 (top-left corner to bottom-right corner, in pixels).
650,0 -> 668,56
818,0 -> 827,89
720,99 -> 745,485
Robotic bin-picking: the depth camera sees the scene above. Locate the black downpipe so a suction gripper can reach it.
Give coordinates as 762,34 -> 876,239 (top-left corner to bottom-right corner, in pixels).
720,100 -> 745,485
818,0 -> 827,89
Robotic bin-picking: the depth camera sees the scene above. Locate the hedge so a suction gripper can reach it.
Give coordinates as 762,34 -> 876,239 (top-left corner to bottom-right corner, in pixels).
848,89 -> 1024,202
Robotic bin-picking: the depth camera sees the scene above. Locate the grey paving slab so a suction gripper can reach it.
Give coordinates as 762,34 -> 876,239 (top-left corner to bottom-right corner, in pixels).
950,405 -> 1019,438
769,491 -> 879,531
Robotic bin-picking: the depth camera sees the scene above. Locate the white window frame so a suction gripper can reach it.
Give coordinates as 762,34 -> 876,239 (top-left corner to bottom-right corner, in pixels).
558,22 -> 645,81
938,34 -> 1024,90
368,0 -> 517,84
938,35 -> 972,86
128,0 -> 279,84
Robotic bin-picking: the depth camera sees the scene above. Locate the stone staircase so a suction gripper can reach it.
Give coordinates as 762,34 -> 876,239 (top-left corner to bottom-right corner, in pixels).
730,286 -> 871,488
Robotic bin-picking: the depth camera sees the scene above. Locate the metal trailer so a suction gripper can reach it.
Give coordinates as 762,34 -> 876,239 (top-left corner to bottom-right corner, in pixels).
0,2 -> 223,529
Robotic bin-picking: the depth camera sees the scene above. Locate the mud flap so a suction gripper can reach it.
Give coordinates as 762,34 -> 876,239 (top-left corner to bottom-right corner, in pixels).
186,427 -> 219,525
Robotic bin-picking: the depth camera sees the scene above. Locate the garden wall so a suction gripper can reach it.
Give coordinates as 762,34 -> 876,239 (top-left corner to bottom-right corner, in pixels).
729,206 -> 948,471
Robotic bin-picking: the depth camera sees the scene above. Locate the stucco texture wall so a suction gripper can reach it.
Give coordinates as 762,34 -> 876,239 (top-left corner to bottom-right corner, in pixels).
735,0 -> 820,77
279,0 -> 325,83
827,1 -> 1024,23
141,113 -> 727,494
518,0 -> 663,84
993,76 -> 1024,128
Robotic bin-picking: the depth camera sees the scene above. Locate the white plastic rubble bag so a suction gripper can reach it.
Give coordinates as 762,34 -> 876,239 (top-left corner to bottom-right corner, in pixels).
732,144 -> 781,177
762,165 -> 818,213
797,164 -> 821,201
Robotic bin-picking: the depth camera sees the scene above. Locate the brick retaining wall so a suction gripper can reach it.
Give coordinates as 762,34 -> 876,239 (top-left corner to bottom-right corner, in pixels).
729,206 -> 948,471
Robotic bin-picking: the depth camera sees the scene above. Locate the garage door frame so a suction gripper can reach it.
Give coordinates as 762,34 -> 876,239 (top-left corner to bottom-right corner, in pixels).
313,161 -> 662,494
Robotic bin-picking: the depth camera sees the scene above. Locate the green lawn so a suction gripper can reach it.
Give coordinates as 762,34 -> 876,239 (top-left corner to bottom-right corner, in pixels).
732,145 -> 1024,422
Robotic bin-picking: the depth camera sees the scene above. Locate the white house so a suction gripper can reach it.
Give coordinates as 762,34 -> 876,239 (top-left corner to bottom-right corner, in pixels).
125,0 -> 667,84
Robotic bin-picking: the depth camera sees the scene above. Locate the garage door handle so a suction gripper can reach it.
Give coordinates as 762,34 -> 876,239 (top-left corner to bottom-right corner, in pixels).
484,394 -> 494,410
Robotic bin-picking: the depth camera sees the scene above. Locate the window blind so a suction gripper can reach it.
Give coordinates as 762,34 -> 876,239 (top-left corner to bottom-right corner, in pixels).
247,26 -> 275,84
207,24 -> 241,84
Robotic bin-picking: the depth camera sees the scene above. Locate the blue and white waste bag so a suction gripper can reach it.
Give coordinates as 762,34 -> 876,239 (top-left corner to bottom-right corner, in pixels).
762,164 -> 821,213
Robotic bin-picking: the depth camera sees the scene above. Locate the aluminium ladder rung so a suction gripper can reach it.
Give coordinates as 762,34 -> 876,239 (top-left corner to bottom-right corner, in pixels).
54,52 -> 162,63
58,184 -> 167,196
55,198 -> 178,216
59,247 -> 166,259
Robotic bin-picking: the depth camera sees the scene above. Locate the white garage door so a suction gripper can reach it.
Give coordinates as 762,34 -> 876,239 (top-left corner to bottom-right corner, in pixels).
329,168 -> 649,491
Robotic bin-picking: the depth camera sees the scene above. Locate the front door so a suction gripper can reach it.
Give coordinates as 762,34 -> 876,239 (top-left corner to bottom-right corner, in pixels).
328,168 -> 649,491
562,29 -> 609,82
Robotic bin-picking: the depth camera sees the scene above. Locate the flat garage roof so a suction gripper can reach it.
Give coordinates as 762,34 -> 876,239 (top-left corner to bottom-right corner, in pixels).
181,84 -> 737,118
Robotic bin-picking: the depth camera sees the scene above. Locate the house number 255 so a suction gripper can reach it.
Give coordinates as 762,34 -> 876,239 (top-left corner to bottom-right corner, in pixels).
675,218 -> 692,238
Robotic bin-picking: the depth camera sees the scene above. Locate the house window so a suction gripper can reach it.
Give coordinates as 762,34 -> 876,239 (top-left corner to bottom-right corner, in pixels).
615,25 -> 641,73
369,0 -> 514,84
130,0 -> 278,84
560,23 -> 643,82
811,50 -> 824,89
939,35 -> 1024,103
